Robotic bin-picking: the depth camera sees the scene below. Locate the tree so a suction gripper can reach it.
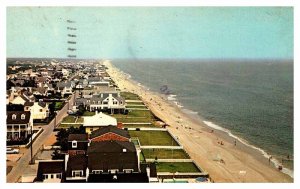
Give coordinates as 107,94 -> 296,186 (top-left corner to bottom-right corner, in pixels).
77,104 -> 85,116
55,126 -> 85,151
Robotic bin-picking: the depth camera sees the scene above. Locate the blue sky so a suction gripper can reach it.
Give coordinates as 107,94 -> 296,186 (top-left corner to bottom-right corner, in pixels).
7,7 -> 293,59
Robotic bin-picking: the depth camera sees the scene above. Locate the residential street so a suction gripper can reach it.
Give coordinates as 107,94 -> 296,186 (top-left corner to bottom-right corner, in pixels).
6,93 -> 75,183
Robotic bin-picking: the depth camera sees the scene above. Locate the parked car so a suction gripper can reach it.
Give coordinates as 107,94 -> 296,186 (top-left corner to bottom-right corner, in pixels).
6,148 -> 19,154
67,110 -> 77,115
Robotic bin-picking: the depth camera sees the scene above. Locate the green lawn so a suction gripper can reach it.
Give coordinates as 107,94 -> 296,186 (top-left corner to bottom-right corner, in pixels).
128,131 -> 179,146
126,106 -> 148,109
77,117 -> 84,123
156,162 -> 201,173
58,124 -> 82,129
82,111 -> 95,116
117,117 -> 153,123
62,116 -> 76,123
126,101 -> 145,105
142,149 -> 190,159
121,92 -> 141,100
112,110 -> 156,123
123,124 -> 158,128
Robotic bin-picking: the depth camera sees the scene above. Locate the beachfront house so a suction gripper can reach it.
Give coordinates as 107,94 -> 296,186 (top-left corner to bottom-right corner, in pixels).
35,160 -> 64,183
75,86 -> 126,114
67,134 -> 89,156
89,125 -> 130,142
83,112 -> 117,134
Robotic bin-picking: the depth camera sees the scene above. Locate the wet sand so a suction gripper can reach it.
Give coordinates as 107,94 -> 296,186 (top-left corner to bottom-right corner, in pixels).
104,60 -> 293,183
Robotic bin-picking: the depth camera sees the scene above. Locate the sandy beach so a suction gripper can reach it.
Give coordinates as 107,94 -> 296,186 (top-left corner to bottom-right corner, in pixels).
104,61 -> 293,183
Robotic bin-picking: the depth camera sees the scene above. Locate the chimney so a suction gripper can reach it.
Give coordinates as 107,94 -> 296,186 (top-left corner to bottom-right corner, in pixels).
137,148 -> 141,171
146,166 -> 151,178
64,154 -> 69,171
86,167 -> 89,181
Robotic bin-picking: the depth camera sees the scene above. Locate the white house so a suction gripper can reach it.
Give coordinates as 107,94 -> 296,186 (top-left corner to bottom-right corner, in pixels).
83,112 -> 117,134
26,102 -> 50,120
7,111 -> 33,141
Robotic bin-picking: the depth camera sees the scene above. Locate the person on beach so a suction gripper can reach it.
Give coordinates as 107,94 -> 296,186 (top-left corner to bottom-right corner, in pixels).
234,140 -> 237,146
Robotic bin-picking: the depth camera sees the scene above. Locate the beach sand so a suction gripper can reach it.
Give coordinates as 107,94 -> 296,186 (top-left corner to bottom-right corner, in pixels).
104,61 -> 293,183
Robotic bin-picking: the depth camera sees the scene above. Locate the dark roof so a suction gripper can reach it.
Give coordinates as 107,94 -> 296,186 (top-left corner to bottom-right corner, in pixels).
7,111 -> 31,124
90,125 -> 130,140
66,154 -> 88,177
88,141 -> 136,153
38,101 -> 47,108
87,141 -> 138,171
88,173 -> 149,183
36,161 -> 64,181
24,101 -> 34,106
68,134 -> 88,142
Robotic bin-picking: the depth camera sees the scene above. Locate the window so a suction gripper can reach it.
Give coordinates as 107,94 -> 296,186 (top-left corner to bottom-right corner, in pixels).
51,174 -> 54,179
123,169 -> 134,173
113,101 -> 118,105
72,170 -> 83,177
92,170 -> 103,174
40,109 -> 43,112
56,174 -> 62,179
72,141 -> 77,148
103,101 -> 108,105
21,114 -> 25,120
43,174 -> 48,179
12,114 -> 16,120
110,169 -> 118,174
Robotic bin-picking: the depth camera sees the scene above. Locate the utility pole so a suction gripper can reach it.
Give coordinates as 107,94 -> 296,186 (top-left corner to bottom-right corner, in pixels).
29,127 -> 34,164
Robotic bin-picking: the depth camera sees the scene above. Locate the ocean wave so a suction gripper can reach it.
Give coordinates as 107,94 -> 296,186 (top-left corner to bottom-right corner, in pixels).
167,94 -> 177,101
203,121 -> 294,178
182,108 -> 198,115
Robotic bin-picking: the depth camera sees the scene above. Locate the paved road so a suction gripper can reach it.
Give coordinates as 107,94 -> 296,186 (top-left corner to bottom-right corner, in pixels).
6,93 -> 75,183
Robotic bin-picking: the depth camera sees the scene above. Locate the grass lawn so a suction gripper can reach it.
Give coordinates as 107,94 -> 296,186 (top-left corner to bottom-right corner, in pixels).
112,110 -> 156,123
126,106 -> 148,109
156,162 -> 201,173
58,124 -> 82,129
142,149 -> 190,159
82,111 -> 95,116
123,124 -> 158,128
121,92 -> 140,100
117,117 -> 153,123
76,117 -> 84,123
128,131 -> 179,146
62,116 -> 76,123
126,101 -> 145,105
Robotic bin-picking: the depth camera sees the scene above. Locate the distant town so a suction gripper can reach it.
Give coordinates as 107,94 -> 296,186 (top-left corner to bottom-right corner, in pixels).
6,58 -> 209,183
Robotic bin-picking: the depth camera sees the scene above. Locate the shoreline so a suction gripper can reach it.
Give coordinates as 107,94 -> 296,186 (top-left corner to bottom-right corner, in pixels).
104,60 -> 293,182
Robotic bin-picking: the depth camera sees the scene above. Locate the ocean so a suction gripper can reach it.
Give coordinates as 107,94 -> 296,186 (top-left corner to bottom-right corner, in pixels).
112,59 -> 293,171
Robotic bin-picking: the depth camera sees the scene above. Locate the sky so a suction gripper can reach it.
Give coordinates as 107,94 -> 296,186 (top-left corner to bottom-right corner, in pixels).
7,7 -> 293,59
